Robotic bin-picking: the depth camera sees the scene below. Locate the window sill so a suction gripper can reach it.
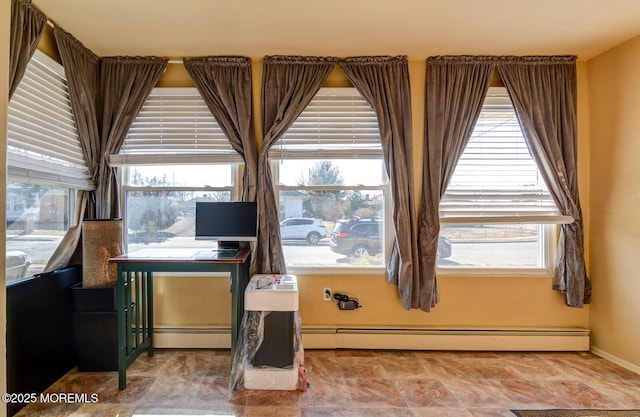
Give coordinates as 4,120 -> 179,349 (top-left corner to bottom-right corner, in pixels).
436,267 -> 553,278
285,266 -> 387,276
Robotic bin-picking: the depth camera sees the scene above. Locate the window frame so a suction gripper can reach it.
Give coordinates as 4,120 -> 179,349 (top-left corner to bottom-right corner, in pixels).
436,87 -> 561,277
270,87 -> 392,274
113,86 -> 243,253
119,164 -> 240,254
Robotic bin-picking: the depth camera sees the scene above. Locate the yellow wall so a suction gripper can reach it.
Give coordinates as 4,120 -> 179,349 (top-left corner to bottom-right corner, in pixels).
587,34 -> 640,367
153,60 -> 591,333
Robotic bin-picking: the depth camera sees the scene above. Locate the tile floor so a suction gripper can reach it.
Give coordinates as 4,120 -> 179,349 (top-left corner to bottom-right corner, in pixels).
14,349 -> 640,417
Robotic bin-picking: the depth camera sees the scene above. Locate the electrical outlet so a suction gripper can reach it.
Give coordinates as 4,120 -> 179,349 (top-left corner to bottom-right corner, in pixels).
323,287 -> 332,301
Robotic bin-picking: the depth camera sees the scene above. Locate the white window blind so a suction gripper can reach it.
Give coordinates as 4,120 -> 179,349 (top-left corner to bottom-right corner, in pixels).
269,88 -> 382,159
7,50 -> 93,190
439,87 -> 573,224
110,88 -> 240,165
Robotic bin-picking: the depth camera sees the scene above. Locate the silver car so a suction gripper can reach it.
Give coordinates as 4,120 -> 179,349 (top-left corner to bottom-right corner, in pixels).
280,218 -> 327,245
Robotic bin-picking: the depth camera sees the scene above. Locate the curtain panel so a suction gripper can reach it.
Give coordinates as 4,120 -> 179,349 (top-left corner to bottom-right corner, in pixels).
54,26 -> 102,218
44,191 -> 87,272
496,56 -> 590,307
254,55 -> 338,275
51,27 -> 165,272
97,56 -> 167,219
9,0 -> 46,99
183,56 -> 258,202
420,55 -> 588,310
339,56 -> 420,310
56,27 -> 167,219
419,56 -> 495,311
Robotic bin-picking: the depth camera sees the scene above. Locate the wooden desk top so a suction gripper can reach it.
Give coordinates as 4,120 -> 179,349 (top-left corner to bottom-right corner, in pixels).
109,248 -> 250,264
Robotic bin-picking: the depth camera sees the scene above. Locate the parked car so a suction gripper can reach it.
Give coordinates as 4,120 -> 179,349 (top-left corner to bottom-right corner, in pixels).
330,217 -> 452,259
5,251 -> 31,282
279,217 -> 327,245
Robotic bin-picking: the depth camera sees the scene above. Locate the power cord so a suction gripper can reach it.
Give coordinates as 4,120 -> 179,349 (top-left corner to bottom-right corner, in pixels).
332,293 -> 361,310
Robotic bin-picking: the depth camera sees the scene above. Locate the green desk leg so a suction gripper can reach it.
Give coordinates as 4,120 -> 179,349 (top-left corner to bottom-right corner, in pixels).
147,271 -> 154,357
117,266 -> 127,390
230,259 -> 250,357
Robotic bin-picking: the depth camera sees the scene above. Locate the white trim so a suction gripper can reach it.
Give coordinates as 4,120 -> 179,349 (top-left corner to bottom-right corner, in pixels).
590,346 -> 640,375
286,266 -> 386,276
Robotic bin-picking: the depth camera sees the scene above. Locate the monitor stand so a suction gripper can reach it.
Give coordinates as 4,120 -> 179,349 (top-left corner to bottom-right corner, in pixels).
215,241 -> 249,256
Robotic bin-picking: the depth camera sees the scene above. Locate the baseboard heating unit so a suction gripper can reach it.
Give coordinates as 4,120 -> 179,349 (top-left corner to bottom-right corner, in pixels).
301,326 -> 590,351
154,325 -> 590,352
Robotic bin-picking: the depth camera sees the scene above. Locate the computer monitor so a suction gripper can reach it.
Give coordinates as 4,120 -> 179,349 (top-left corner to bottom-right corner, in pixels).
195,201 -> 258,250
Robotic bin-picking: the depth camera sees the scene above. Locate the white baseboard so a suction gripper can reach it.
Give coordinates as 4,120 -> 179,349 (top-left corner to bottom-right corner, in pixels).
153,325 -> 590,352
590,345 -> 640,375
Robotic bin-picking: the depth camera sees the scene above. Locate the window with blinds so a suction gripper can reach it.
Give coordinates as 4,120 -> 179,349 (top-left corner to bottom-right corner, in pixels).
269,87 -> 383,160
111,88 -> 240,165
7,50 -> 92,190
271,87 -> 389,270
439,87 -> 572,225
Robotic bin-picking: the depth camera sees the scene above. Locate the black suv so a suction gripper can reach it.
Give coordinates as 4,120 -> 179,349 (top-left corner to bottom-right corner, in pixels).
330,217 -> 382,258
330,217 -> 452,259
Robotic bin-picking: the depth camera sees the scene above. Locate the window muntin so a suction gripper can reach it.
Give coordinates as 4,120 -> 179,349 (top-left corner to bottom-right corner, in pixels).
437,87 -> 559,273
272,88 -> 389,271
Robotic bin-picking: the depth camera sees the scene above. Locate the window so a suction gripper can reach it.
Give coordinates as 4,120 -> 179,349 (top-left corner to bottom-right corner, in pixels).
271,88 -> 389,271
6,50 -> 91,284
438,87 -> 570,274
113,88 -> 240,252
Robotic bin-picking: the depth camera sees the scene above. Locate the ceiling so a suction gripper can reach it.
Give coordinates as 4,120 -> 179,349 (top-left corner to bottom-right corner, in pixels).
32,0 -> 640,61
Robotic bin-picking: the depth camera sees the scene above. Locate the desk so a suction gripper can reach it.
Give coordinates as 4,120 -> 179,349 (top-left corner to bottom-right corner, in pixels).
109,248 -> 251,389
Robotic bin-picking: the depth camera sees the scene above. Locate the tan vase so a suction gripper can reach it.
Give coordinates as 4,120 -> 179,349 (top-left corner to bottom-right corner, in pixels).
82,219 -> 123,288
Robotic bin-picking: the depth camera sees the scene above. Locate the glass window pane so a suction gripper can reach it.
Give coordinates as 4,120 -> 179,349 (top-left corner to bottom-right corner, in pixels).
277,159 -> 384,187
437,224 -> 545,268
279,189 -> 384,267
6,183 -> 70,283
127,165 -> 233,187
125,190 -> 232,252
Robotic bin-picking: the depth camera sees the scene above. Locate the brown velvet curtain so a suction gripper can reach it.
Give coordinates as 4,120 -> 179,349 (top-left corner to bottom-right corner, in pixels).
254,55 -> 338,275
339,56 -> 419,310
419,56 -> 495,311
54,26 -> 101,218
183,56 -> 258,202
97,56 -> 167,218
56,27 -> 166,219
496,56 -> 590,307
9,0 -> 46,99
48,27 -> 165,271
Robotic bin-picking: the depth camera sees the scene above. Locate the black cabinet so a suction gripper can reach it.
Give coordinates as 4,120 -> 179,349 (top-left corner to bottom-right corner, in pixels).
71,285 -> 118,371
